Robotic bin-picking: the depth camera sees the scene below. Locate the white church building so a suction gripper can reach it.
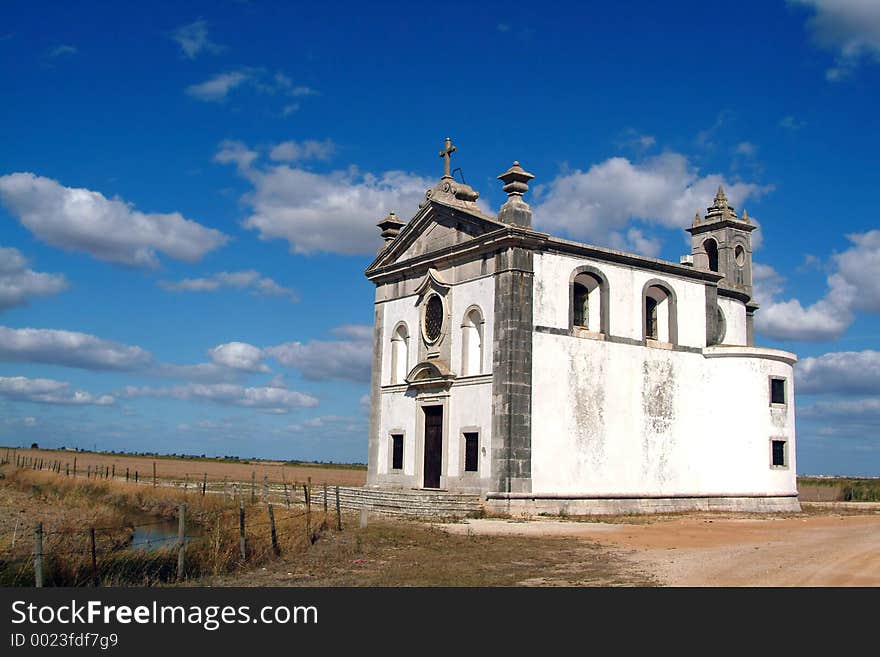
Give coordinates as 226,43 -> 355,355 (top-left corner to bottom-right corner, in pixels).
364,139 -> 799,514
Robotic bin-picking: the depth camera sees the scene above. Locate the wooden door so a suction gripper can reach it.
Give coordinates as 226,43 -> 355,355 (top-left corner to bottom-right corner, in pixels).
422,406 -> 443,489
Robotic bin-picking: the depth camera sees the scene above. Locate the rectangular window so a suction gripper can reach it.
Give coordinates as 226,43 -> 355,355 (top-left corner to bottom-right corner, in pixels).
391,434 -> 404,470
770,378 -> 786,405
463,432 -> 479,472
771,440 -> 786,467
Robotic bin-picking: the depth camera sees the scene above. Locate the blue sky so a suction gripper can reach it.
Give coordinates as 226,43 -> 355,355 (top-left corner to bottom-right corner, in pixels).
0,1 -> 878,473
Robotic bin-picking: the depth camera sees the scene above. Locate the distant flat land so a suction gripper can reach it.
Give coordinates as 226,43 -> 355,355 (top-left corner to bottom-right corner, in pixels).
2,447 -> 367,488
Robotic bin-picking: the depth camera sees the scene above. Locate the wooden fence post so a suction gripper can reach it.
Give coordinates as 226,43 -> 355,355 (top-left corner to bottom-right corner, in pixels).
336,485 -> 342,531
87,465 -> 91,479
34,523 -> 43,587
90,527 -> 98,587
305,480 -> 311,540
184,473 -> 189,495
134,470 -> 138,484
323,483 -> 329,515
268,503 -> 280,556
262,475 -> 269,503
65,463 -> 69,477
153,462 -> 157,488
213,514 -> 221,576
283,482 -> 291,509
125,467 -> 129,482
111,464 -> 115,479
73,457 -> 77,478
250,471 -> 256,505
202,473 -> 207,497
177,504 -> 186,582
238,499 -> 246,562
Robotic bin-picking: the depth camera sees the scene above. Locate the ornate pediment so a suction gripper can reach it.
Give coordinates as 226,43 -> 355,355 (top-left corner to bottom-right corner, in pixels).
366,200 -> 504,274
405,360 -> 455,389
413,268 -> 451,300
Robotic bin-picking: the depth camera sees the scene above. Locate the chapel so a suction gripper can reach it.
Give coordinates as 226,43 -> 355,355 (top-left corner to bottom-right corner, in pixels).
364,139 -> 798,514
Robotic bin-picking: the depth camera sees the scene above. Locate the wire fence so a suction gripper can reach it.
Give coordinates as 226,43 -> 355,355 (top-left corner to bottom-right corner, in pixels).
0,451 -> 346,587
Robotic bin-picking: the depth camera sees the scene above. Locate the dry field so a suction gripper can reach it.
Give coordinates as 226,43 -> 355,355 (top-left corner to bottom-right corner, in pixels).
3,456 -> 879,587
3,447 -> 366,487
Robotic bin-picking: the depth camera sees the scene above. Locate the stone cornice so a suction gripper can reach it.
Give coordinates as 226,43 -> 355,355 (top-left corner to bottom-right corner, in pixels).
366,223 -> 725,285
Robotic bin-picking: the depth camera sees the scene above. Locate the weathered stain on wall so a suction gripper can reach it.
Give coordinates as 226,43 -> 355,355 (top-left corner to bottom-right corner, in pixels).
641,357 -> 677,484
568,341 -> 606,472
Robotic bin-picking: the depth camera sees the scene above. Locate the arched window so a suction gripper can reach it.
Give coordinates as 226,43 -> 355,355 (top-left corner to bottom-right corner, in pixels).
643,282 -> 677,344
570,267 -> 609,334
390,323 -> 409,384
703,238 -> 719,272
461,307 -> 484,376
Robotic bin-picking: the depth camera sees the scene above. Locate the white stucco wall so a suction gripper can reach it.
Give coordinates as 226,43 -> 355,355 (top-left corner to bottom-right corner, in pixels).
531,331 -> 797,496
374,273 -> 495,488
533,252 -> 709,348
717,296 -> 747,345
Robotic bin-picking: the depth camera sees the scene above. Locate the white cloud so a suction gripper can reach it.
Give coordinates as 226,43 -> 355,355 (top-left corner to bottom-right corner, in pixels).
187,70 -> 316,103
186,71 -> 249,102
269,139 -> 336,162
791,0 -> 880,79
170,19 -> 224,59
281,104 -> 300,117
831,230 -> 880,312
532,152 -> 770,252
0,173 -> 228,267
779,115 -> 804,130
608,227 -> 662,258
48,44 -> 77,57
796,350 -> 880,395
0,246 -> 68,312
267,324 -> 372,382
214,140 -> 259,170
209,342 -> 269,373
0,326 -> 152,370
751,263 -> 786,306
756,230 -> 880,341
216,140 -> 431,255
0,376 -> 114,405
159,269 -> 298,301
735,141 -> 758,156
120,382 -> 317,413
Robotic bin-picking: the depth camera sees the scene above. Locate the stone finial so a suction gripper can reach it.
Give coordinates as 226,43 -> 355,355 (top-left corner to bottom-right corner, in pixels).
742,208 -> 749,223
497,160 -> 535,228
713,185 -> 729,210
497,161 -> 535,198
377,211 -> 405,241
702,183 -> 738,222
693,211 -> 701,226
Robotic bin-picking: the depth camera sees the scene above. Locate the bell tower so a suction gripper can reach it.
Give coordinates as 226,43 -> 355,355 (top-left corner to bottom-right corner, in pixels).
686,185 -> 756,297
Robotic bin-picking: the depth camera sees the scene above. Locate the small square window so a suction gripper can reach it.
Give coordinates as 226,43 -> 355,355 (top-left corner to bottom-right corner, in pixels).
463,432 -> 479,472
391,434 -> 404,470
771,440 -> 786,467
770,378 -> 786,405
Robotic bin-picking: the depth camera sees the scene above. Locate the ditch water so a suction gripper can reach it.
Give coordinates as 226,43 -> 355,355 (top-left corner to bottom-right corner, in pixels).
128,514 -> 202,552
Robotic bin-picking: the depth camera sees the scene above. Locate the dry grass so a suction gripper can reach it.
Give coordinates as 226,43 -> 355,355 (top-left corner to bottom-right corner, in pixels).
3,447 -> 367,487
205,517 -> 656,587
0,466 -> 332,586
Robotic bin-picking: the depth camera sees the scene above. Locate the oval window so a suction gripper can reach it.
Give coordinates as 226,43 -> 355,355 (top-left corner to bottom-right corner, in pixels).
424,295 -> 444,342
734,245 -> 745,267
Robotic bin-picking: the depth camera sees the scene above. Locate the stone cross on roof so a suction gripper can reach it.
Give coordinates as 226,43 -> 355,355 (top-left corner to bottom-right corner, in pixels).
439,137 -> 456,178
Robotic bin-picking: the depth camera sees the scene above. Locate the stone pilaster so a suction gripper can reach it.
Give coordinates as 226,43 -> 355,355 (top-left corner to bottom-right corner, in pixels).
366,301 -> 385,486
491,246 -> 534,494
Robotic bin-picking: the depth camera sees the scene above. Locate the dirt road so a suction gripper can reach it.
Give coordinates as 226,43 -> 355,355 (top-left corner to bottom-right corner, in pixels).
439,507 -> 880,586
